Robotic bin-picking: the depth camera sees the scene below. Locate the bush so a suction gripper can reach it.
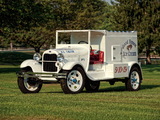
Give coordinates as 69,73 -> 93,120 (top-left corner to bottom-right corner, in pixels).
0,51 -> 33,65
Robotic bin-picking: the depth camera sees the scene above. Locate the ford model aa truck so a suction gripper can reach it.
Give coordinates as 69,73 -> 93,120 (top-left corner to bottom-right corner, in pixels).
17,30 -> 142,94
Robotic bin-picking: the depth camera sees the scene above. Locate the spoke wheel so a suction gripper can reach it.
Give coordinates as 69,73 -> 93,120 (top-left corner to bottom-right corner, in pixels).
23,77 -> 40,91
60,67 -> 85,94
17,69 -> 42,93
125,67 -> 141,91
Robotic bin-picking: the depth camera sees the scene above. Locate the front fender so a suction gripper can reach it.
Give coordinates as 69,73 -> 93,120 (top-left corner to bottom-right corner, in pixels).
20,59 -> 42,72
62,62 -> 83,71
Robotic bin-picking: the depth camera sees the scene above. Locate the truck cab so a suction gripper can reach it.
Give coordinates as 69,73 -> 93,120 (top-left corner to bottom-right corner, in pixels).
17,30 -> 142,94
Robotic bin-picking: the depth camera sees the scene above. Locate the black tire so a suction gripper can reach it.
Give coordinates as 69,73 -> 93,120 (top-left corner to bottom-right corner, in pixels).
125,67 -> 141,91
17,69 -> 42,93
60,67 -> 85,94
85,79 -> 100,92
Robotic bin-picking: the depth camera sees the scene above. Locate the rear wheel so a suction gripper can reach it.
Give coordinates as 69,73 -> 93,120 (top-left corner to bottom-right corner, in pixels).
85,79 -> 100,92
125,67 -> 141,91
60,67 -> 85,94
17,69 -> 42,93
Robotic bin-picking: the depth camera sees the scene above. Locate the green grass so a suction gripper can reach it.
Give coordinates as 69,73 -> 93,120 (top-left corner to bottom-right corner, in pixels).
0,63 -> 160,120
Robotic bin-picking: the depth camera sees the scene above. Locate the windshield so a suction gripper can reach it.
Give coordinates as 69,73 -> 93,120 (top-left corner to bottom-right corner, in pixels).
58,32 -> 89,44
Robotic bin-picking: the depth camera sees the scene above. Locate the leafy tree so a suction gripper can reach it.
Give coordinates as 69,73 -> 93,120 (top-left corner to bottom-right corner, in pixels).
154,39 -> 160,56
17,27 -> 55,53
0,0 -> 109,52
69,0 -> 108,29
111,0 -> 160,64
46,0 -> 108,30
0,0 -> 22,50
99,2 -> 115,30
0,0 -> 48,30
0,0 -> 53,52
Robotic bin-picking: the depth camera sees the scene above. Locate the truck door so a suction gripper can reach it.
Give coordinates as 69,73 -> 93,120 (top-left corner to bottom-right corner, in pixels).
111,45 -> 122,62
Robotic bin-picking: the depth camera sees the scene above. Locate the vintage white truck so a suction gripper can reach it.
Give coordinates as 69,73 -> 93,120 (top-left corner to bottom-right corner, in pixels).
17,30 -> 143,94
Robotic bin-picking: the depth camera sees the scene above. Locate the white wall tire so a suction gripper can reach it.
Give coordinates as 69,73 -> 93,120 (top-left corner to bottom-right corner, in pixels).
60,67 -> 85,94
17,69 -> 42,93
125,67 -> 141,91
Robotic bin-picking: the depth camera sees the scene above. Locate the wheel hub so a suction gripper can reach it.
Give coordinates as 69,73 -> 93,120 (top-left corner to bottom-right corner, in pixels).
24,77 -> 40,91
132,78 -> 137,82
72,78 -> 77,83
130,71 -> 140,90
67,70 -> 83,92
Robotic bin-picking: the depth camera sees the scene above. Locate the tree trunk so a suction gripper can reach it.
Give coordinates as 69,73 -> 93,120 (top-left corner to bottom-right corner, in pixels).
146,49 -> 151,64
10,42 -> 13,51
34,47 -> 40,53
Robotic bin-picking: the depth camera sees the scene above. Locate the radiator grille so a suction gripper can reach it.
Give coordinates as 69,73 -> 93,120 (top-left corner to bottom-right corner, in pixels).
43,54 -> 57,72
44,54 -> 57,61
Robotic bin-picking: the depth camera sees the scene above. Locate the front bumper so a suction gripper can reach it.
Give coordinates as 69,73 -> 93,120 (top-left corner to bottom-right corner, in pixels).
16,71 -> 67,81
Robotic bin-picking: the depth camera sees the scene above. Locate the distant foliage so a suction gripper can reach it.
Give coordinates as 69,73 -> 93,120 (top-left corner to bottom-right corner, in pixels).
0,52 -> 32,65
0,0 -> 54,51
0,0 -> 109,52
0,0 -> 159,63
111,0 -> 160,64
16,27 -> 55,53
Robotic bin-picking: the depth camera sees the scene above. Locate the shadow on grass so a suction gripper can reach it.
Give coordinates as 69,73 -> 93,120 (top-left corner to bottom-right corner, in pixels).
41,91 -> 63,94
96,85 -> 160,93
40,84 -> 160,94
98,86 -> 126,92
141,85 -> 160,90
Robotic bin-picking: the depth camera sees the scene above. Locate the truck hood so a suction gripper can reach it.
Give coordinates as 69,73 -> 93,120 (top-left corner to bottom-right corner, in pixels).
43,45 -> 88,58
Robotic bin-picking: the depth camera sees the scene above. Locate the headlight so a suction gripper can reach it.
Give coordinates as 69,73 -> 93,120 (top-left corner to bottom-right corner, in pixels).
57,53 -> 64,62
33,53 -> 41,61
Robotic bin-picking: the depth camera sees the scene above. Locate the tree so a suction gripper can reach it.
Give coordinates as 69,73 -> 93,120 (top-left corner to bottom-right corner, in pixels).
46,0 -> 108,30
111,0 -> 160,64
0,0 -> 53,52
68,0 -> 108,29
17,27 -> 55,53
0,0 -> 109,52
0,0 -> 24,50
99,2 -> 116,30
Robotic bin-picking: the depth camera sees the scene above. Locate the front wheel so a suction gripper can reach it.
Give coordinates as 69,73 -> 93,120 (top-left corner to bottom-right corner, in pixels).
125,67 -> 141,91
60,67 -> 85,94
17,69 -> 42,93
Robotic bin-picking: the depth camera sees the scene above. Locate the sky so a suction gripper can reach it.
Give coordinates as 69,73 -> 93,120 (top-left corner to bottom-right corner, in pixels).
105,0 -> 111,3
104,0 -> 115,4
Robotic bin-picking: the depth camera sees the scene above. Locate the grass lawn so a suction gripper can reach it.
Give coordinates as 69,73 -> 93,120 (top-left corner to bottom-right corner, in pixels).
0,52 -> 160,120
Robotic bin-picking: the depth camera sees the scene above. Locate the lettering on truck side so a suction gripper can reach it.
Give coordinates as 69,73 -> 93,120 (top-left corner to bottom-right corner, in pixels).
115,66 -> 128,73
60,50 -> 75,54
122,39 -> 137,56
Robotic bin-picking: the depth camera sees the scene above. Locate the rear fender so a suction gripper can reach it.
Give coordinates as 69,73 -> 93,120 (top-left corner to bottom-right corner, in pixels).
20,59 -> 42,72
128,62 -> 143,80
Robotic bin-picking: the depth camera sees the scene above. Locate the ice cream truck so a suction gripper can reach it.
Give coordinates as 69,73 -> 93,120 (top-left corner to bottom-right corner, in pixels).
17,30 -> 143,94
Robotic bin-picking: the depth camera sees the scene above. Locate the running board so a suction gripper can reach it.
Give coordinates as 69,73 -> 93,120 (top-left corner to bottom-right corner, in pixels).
87,70 -> 112,81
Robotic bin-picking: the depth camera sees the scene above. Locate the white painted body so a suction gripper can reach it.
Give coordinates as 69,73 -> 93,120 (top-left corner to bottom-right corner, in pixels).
20,30 -> 141,82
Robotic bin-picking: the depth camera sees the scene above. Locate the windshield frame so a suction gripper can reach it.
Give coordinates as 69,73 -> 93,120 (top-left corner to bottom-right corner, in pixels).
56,30 -> 91,46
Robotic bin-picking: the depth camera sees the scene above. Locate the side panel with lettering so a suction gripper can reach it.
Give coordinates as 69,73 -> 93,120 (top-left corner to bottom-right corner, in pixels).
122,39 -> 137,62
114,64 -> 128,78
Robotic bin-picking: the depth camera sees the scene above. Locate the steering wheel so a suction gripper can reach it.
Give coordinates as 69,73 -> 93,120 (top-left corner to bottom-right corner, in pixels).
78,41 -> 88,44
78,41 -> 92,51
